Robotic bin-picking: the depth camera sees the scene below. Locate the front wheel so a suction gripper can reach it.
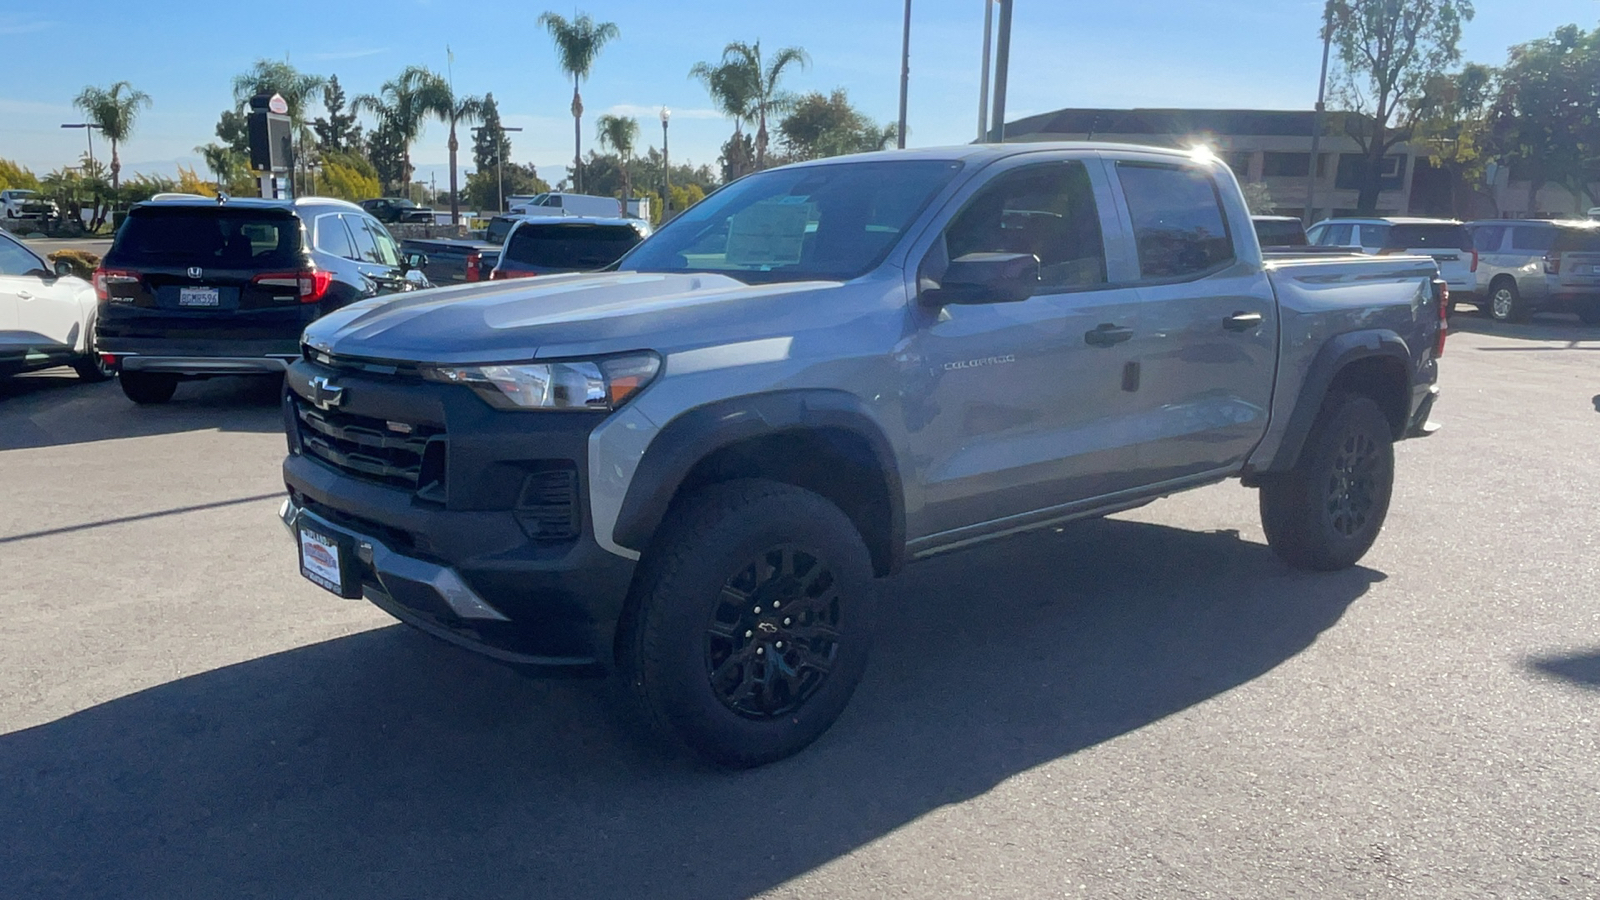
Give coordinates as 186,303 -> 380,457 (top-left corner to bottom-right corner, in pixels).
119,371 -> 178,405
1259,393 -> 1395,571
620,479 -> 876,768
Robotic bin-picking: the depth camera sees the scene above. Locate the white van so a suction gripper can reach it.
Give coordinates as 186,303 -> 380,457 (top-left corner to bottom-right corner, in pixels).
508,192 -> 624,219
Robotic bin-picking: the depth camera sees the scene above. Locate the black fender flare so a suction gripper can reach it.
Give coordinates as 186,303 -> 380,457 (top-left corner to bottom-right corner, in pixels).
613,390 -> 907,573
1257,329 -> 1412,474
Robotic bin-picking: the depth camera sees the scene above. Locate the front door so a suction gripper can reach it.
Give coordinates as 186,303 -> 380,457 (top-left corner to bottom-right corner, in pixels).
0,237 -> 76,356
903,156 -> 1147,543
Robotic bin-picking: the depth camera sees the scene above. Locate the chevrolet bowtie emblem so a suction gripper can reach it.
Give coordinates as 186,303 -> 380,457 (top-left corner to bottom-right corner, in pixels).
307,375 -> 345,410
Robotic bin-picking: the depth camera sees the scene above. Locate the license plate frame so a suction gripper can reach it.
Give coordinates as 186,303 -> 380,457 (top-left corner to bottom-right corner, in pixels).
178,286 -> 221,307
298,520 -> 361,598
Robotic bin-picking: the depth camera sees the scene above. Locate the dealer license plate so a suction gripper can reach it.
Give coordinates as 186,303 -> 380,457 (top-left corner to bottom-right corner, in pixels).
299,524 -> 349,596
179,287 -> 220,307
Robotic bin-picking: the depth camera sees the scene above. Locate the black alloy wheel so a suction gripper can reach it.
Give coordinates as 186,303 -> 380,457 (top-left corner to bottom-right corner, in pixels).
1323,427 -> 1381,541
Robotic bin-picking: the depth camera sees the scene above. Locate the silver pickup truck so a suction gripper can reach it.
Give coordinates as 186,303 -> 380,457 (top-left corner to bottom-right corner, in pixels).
279,143 -> 1445,767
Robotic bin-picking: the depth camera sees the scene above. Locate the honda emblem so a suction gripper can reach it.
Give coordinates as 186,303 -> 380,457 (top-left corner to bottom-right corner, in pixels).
187,266 -> 203,279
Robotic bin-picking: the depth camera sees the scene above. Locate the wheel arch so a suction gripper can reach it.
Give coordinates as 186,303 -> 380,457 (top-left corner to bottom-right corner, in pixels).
613,390 -> 907,578
1257,331 -> 1412,474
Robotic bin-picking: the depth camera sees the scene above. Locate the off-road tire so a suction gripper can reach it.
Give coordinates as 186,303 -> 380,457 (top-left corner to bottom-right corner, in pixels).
619,479 -> 876,768
119,371 -> 178,405
1259,392 -> 1395,572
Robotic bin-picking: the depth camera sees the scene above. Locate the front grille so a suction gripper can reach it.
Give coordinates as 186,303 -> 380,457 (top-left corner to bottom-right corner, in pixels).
515,466 -> 579,540
295,398 -> 444,492
303,345 -> 425,380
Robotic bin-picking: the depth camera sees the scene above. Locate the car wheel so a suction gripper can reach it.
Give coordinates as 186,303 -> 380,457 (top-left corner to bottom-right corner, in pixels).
119,371 -> 178,405
619,479 -> 876,768
71,333 -> 114,383
1259,392 -> 1395,572
1578,301 -> 1600,326
1488,279 -> 1527,323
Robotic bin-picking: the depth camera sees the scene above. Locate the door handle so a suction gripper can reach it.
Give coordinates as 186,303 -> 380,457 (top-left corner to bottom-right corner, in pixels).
1084,323 -> 1134,347
1223,311 -> 1264,331
16,290 -> 33,300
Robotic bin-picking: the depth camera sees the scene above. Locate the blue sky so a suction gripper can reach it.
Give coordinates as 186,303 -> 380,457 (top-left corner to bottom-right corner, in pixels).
3,0 -> 1596,189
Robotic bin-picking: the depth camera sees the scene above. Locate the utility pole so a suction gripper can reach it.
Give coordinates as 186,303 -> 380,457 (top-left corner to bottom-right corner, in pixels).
978,0 -> 994,141
987,0 -> 1014,143
661,107 -> 672,219
897,0 -> 911,149
1306,0 -> 1335,226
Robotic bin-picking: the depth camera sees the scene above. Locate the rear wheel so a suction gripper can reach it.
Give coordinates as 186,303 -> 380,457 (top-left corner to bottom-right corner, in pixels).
119,371 -> 178,405
620,479 -> 876,768
1488,279 -> 1527,323
1259,392 -> 1395,571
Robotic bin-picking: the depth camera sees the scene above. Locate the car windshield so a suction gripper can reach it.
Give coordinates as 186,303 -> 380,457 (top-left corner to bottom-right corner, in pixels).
1255,219 -> 1306,246
503,223 -> 644,270
619,159 -> 963,284
112,207 -> 302,267
1384,223 -> 1469,251
1553,227 -> 1600,253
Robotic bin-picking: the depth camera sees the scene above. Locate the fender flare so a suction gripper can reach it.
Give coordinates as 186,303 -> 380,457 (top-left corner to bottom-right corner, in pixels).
613,390 -> 907,573
1257,329 -> 1412,474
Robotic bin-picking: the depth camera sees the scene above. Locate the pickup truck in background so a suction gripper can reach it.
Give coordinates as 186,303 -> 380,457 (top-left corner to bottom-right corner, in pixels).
359,198 -> 435,224
399,237 -> 501,286
1,189 -> 57,223
281,143 -> 1445,768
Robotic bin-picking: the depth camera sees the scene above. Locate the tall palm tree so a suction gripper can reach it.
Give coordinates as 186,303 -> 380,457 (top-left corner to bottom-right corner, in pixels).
231,59 -> 326,194
718,41 -> 810,170
689,57 -> 758,179
537,10 -> 620,193
72,81 -> 151,192
353,72 -> 433,197
402,66 -> 483,224
595,114 -> 640,200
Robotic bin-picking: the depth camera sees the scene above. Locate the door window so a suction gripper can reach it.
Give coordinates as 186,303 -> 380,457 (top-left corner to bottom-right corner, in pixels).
0,237 -> 45,276
316,214 -> 356,259
943,161 -> 1107,292
1359,224 -> 1390,249
1115,163 -> 1234,280
1472,226 -> 1505,252
1511,227 -> 1556,252
361,218 -> 402,266
1321,223 -> 1354,245
344,214 -> 381,263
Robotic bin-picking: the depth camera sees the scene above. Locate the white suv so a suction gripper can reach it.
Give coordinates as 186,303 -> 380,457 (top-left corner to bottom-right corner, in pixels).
1308,217 -> 1473,298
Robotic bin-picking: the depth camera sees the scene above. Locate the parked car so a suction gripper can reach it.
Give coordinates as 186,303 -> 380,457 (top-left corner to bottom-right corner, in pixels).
1252,215 -> 1309,248
1466,219 -> 1600,323
1308,217 -> 1473,298
399,237 -> 500,285
1,189 -> 58,223
94,196 -> 427,405
507,192 -> 625,219
483,214 -> 525,245
280,142 -> 1444,767
0,230 -> 110,381
359,197 -> 435,224
488,216 -> 651,279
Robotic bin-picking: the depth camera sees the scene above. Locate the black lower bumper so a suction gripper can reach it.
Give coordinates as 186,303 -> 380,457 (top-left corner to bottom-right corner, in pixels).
99,336 -> 300,375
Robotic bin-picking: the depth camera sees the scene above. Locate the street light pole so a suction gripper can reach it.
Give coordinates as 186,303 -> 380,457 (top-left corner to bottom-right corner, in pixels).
987,0 -> 1014,143
897,0 -> 911,149
661,107 -> 672,220
978,0 -> 994,142
60,123 -> 100,171
1306,0 -> 1335,226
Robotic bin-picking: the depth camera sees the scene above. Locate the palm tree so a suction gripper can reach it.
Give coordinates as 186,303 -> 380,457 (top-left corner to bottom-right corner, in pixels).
231,60 -> 326,194
595,114 -> 640,201
72,81 -> 151,192
717,41 -> 810,170
537,10 -> 620,193
690,57 -> 758,179
353,72 -> 434,197
402,66 -> 483,224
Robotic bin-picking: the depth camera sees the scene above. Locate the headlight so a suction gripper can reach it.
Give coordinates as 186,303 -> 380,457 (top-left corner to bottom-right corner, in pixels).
422,352 -> 661,411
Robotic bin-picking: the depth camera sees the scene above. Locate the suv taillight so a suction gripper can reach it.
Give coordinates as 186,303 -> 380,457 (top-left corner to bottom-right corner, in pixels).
253,268 -> 334,303
1545,255 -> 1561,275
92,266 -> 139,302
1434,278 -> 1449,358
1469,249 -> 1479,272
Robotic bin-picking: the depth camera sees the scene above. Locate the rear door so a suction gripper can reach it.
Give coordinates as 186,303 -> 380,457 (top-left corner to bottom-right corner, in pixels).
1109,157 -> 1277,485
1552,227 -> 1600,294
1384,223 -> 1472,294
344,214 -> 408,294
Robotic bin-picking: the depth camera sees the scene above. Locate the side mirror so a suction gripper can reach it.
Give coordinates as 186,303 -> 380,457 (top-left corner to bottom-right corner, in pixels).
403,251 -> 428,271
923,252 -> 1040,306
404,269 -> 431,289
54,259 -> 75,278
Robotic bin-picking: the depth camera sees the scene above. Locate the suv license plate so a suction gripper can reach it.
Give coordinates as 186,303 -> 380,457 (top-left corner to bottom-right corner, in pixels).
299,523 -> 357,597
179,287 -> 220,307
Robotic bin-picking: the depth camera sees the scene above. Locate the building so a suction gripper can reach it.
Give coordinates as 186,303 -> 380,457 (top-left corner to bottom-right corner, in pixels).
1001,108 -> 1421,222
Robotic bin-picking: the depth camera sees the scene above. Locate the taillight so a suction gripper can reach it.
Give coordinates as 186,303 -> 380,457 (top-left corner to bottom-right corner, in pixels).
93,266 -> 139,302
489,268 -> 533,280
1469,249 -> 1479,272
1434,278 -> 1449,358
466,252 -> 481,282
253,268 -> 334,303
1545,255 -> 1561,275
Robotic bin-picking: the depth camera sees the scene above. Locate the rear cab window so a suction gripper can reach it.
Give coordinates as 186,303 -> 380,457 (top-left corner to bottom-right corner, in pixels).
111,206 -> 302,268
1115,162 -> 1235,280
504,223 -> 645,270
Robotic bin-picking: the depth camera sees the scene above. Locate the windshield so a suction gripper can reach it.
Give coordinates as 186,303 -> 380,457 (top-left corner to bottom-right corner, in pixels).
619,159 -> 962,283
503,223 -> 644,270
112,207 -> 303,267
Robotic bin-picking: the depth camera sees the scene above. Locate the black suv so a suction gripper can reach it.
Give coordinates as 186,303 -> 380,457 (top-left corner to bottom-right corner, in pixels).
96,196 -> 422,404
359,198 -> 434,224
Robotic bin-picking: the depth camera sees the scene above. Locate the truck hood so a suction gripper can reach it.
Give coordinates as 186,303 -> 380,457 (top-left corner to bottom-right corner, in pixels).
302,271 -> 842,363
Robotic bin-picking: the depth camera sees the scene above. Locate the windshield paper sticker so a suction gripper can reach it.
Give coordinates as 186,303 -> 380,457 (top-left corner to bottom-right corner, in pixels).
726,201 -> 811,267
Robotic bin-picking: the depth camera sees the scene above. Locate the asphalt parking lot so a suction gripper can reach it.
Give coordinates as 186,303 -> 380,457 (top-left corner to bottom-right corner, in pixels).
1,312 -> 1597,899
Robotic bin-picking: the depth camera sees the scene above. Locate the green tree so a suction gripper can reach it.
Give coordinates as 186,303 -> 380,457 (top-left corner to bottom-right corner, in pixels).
1328,0 -> 1475,213
472,93 -> 510,173
313,74 -> 363,153
1491,23 -> 1600,215
354,71 -> 436,197
596,113 -> 640,199
215,109 -> 250,154
466,162 -> 550,212
400,65 -> 484,223
0,159 -> 40,192
231,59 -> 327,194
777,89 -> 897,162
194,143 -> 255,196
72,81 -> 152,192
709,41 -> 810,170
690,55 -> 759,178
317,151 -> 383,202
1413,63 -> 1498,217
537,10 -> 621,193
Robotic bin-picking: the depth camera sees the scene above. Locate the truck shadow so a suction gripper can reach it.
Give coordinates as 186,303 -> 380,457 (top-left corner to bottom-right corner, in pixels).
1527,649 -> 1600,690
0,373 -> 283,451
0,518 -> 1380,899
